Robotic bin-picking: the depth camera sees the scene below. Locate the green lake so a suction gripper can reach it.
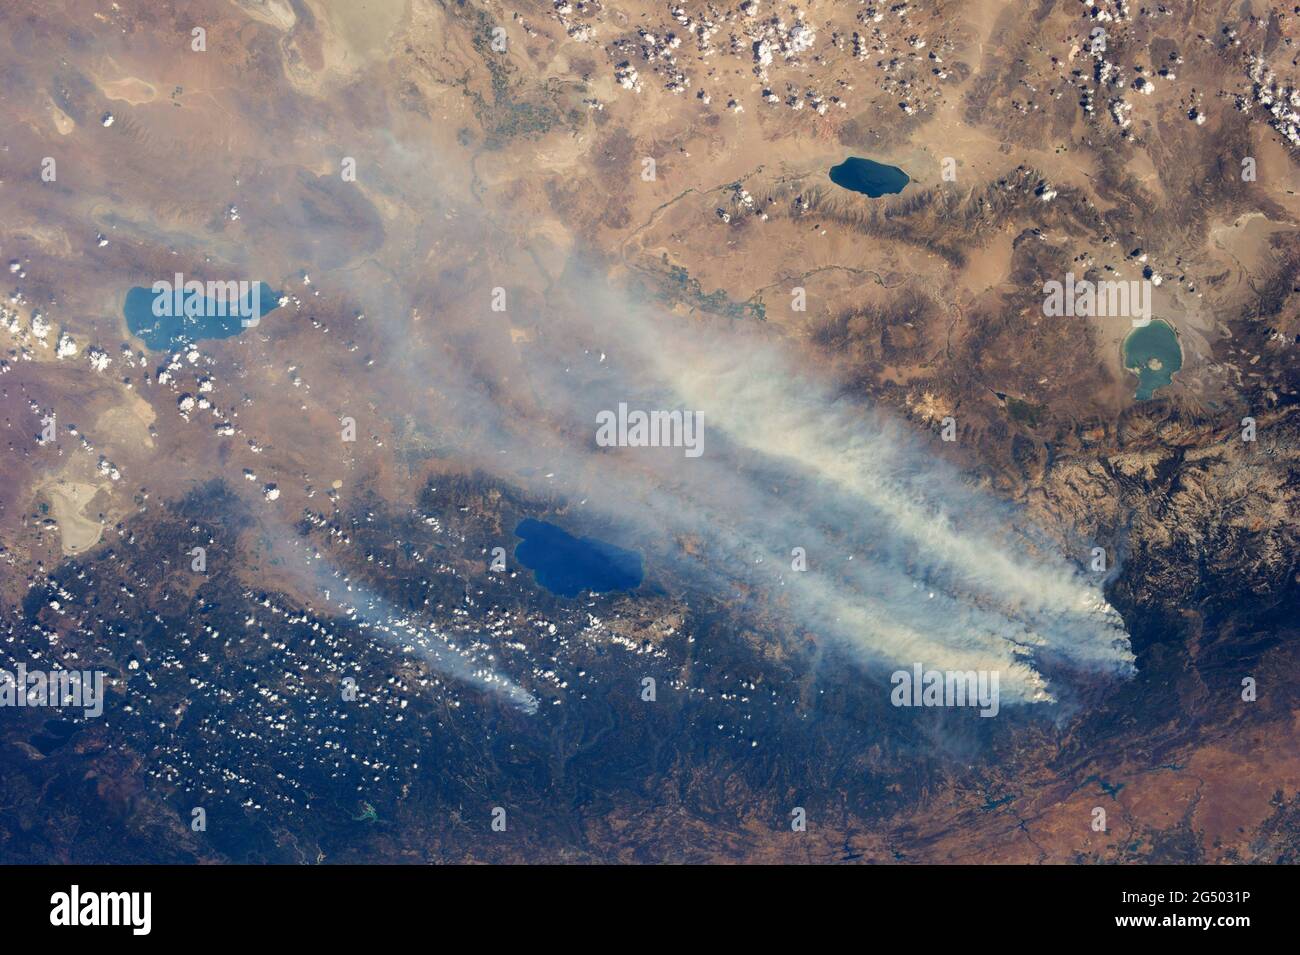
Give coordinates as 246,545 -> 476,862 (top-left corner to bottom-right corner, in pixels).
1123,319 -> 1182,400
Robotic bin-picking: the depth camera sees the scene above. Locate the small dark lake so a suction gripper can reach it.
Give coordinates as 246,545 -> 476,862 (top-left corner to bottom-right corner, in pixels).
124,282 -> 280,351
514,518 -> 643,598
828,157 -> 910,198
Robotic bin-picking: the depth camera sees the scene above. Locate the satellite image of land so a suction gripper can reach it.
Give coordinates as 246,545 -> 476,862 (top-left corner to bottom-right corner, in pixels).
0,0 -> 1297,868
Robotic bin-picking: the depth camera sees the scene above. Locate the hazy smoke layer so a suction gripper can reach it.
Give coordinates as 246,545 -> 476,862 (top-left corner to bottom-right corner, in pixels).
482,288 -> 1136,705
237,126 -> 1134,709
280,536 -> 539,715
339,585 -> 541,716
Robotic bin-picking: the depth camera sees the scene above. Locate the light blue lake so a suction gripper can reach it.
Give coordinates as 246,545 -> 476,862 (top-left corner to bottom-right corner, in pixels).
124,282 -> 280,351
1123,320 -> 1183,400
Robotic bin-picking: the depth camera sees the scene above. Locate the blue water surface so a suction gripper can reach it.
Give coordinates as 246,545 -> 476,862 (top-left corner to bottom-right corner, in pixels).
828,157 -> 909,198
514,518 -> 643,598
124,282 -> 280,351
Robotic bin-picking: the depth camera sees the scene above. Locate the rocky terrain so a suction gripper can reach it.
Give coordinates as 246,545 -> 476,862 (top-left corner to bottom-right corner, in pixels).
0,0 -> 1296,863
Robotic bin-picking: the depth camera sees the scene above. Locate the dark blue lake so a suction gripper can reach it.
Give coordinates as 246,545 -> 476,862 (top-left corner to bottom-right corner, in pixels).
514,518 -> 643,598
124,282 -> 280,351
828,157 -> 909,198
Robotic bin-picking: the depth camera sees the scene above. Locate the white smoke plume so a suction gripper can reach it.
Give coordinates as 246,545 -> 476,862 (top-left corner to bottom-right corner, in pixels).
277,534 -> 540,715
178,115 -> 1135,710
484,295 -> 1136,705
